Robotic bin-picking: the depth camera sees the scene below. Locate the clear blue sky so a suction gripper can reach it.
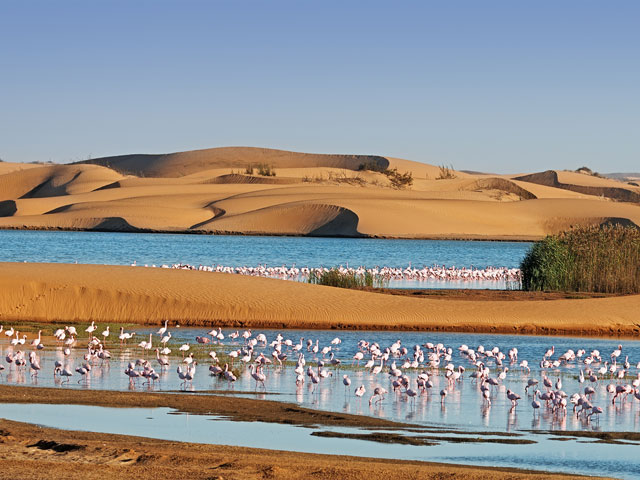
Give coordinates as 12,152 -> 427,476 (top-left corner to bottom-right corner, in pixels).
1,1 -> 638,173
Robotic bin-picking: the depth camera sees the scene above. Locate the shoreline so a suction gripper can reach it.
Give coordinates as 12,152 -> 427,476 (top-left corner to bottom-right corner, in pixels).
0,225 -> 541,242
0,385 -> 617,480
0,417 -> 609,480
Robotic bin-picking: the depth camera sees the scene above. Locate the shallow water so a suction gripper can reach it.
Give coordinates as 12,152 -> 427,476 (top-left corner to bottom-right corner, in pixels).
1,402 -> 639,480
2,329 -> 639,435
0,230 -> 530,288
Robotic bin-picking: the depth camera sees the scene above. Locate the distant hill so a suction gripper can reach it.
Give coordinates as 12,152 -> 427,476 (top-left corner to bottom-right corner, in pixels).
603,172 -> 640,182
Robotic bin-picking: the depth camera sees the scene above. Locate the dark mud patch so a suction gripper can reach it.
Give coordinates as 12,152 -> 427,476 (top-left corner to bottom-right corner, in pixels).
311,430 -> 438,446
312,430 -> 535,446
27,439 -> 84,452
531,430 -> 640,442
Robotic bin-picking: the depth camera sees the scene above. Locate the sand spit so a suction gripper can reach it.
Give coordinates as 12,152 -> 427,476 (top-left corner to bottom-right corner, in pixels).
1,147 -> 639,239
1,263 -> 639,337
0,418 -> 607,480
0,385 -> 404,429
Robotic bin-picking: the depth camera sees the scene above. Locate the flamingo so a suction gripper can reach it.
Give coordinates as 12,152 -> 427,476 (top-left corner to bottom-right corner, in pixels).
525,378 -> 539,393
157,320 -> 169,337
125,367 -> 140,384
155,349 -> 170,370
179,343 -> 190,358
76,366 -> 89,383
223,364 -> 237,387
354,385 -> 366,399
161,332 -> 172,345
30,330 -> 42,348
352,351 -> 364,366
369,386 -> 387,405
532,390 -> 541,416
85,321 -> 97,338
28,353 -> 41,377
342,374 -> 351,393
588,406 -> 603,424
60,367 -> 73,383
250,364 -> 266,390
482,385 -> 491,405
506,389 -> 521,407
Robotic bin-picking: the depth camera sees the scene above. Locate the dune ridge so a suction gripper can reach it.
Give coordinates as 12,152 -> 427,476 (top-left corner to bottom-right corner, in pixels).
516,170 -> 640,204
1,263 -> 638,337
76,146 -> 390,177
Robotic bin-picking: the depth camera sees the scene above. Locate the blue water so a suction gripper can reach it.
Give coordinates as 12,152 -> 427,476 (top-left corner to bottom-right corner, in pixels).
0,230 -> 530,269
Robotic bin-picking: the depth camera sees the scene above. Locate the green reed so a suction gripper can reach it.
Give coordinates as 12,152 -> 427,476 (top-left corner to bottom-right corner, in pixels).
521,224 -> 640,293
307,269 -> 388,289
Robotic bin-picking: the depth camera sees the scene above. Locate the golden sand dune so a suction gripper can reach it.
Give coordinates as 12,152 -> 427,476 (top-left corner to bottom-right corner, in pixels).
0,161 -> 43,175
1,147 -> 639,238
1,263 -> 638,337
0,163 -> 124,200
515,170 -> 640,204
78,146 -> 392,177
198,202 -> 360,236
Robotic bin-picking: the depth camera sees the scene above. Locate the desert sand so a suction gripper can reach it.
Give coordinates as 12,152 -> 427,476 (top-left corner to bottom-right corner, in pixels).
0,146 -> 638,238
1,263 -> 638,337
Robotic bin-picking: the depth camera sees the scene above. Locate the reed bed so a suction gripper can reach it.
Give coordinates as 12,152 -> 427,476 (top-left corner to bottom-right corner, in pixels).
307,269 -> 388,289
521,225 -> 640,294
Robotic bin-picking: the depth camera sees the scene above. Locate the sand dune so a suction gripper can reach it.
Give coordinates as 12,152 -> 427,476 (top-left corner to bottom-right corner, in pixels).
515,170 -> 640,204
1,147 -> 639,239
77,146 -> 392,177
1,263 -> 638,337
0,161 -> 43,175
0,163 -> 124,200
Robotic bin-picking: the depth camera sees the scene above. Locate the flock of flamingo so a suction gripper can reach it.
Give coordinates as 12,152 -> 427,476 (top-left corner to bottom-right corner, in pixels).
1,321 -> 639,427
130,262 -> 522,283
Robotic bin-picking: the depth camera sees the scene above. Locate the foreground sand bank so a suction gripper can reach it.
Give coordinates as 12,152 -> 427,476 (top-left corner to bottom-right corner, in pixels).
1,263 -> 639,337
0,417 -> 606,480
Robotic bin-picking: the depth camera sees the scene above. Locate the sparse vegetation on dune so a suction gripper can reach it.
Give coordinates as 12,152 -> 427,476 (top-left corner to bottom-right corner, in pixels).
357,162 -> 413,189
256,163 -> 276,176
575,166 -> 604,178
436,164 -> 457,180
521,224 -> 640,294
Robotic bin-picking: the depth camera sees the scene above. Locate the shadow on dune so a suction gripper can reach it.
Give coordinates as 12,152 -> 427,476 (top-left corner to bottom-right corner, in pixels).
91,217 -> 140,232
308,207 -> 361,237
0,200 -> 17,217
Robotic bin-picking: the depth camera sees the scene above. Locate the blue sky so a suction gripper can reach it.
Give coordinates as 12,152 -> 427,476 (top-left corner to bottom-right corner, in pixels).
1,1 -> 638,173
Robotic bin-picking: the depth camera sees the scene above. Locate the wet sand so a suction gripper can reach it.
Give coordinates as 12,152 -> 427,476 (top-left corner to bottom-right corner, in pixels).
0,414 -> 611,480
0,385 -> 407,429
1,262 -> 639,337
